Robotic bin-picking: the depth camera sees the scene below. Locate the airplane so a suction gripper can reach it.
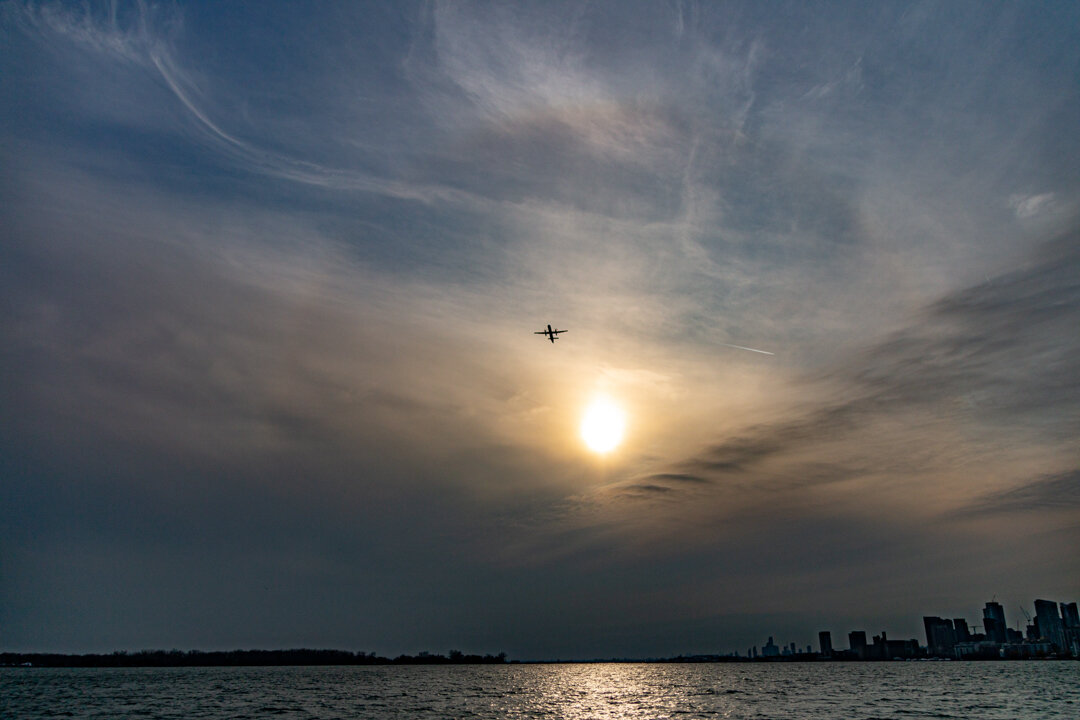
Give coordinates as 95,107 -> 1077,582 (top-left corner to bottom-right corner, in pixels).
535,324 -> 567,343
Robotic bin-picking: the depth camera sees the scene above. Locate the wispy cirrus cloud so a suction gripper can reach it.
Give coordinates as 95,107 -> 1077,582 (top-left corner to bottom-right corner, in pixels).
589,226 -> 1080,525
957,470 -> 1080,516
7,0 -> 472,201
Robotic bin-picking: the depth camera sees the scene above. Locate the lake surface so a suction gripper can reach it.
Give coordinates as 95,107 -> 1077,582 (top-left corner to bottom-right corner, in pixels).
2,662 -> 1077,719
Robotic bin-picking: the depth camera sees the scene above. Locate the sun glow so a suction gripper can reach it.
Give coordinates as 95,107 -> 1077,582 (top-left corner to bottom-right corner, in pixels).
580,396 -> 627,454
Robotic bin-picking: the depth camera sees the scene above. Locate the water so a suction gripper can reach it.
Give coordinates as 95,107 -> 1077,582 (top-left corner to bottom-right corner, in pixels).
2,662 -> 1077,719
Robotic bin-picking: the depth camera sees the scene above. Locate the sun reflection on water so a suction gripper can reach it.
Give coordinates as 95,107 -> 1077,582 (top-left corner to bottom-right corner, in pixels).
520,663 -> 740,719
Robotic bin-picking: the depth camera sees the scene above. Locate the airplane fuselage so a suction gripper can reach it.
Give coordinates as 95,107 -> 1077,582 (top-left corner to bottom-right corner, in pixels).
535,324 -> 566,343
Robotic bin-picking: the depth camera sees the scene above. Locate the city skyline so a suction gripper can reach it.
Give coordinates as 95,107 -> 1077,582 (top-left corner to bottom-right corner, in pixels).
2,1 -> 1079,660
735,593 -> 1079,661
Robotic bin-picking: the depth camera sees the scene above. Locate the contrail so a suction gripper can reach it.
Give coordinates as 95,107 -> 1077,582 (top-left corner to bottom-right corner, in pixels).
720,343 -> 775,356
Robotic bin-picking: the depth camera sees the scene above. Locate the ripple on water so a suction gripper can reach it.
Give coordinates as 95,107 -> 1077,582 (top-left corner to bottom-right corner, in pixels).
2,662 -> 1078,719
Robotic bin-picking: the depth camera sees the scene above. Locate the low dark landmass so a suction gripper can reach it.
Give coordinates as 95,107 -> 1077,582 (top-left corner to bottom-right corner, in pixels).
0,649 -> 507,668
2,649 -> 1074,667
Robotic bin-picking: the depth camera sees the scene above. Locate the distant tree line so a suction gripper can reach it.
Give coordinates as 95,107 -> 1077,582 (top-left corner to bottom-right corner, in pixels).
0,649 -> 508,668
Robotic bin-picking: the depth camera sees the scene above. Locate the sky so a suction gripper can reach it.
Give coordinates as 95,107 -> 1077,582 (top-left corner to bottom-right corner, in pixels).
1,0 -> 1078,660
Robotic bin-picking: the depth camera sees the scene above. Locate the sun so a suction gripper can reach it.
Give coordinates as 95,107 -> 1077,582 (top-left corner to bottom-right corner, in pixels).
580,396 -> 627,454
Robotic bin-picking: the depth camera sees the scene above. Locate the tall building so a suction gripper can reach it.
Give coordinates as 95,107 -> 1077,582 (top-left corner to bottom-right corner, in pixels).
923,617 -> 956,657
871,631 -> 920,660
983,618 -> 1005,644
762,636 -> 780,657
1061,602 -> 1079,629
871,632 -> 887,661
1062,602 -> 1080,657
953,618 -> 971,642
983,602 -> 1007,644
849,631 -> 867,660
1034,599 -> 1066,651
818,631 -> 833,657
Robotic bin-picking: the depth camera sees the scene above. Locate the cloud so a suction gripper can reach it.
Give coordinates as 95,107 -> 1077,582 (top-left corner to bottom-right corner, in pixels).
428,1 -> 608,120
642,473 -> 712,485
12,0 -> 167,64
589,225 -> 1080,533
957,470 -> 1080,516
6,0 -> 474,202
1009,193 -> 1056,219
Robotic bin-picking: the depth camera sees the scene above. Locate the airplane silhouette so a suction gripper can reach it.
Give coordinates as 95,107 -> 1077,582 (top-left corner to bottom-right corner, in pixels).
535,324 -> 567,343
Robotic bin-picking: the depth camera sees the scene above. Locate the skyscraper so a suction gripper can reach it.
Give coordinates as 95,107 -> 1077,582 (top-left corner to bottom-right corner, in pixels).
1061,602 -> 1079,629
818,631 -> 833,657
923,617 -> 955,657
762,636 -> 780,657
1061,602 -> 1080,657
1034,599 -> 1066,651
849,630 -> 868,660
953,618 -> 971,643
983,602 -> 1007,644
